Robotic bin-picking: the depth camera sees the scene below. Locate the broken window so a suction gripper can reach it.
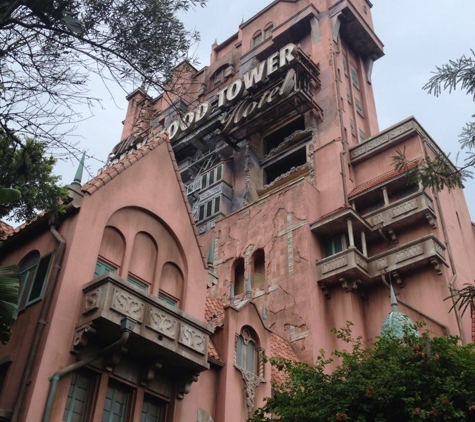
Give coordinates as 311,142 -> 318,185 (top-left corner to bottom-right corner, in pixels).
264,116 -> 305,154
263,147 -> 307,185
252,249 -> 265,288
234,258 -> 245,295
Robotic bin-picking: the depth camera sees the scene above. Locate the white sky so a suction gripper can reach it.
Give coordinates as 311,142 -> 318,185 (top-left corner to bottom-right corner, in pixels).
55,0 -> 475,219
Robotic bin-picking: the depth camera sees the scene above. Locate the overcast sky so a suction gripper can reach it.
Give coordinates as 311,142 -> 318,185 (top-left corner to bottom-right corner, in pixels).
55,0 -> 475,219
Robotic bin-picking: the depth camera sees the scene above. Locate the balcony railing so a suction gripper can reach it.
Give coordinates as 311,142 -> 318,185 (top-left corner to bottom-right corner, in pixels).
317,234 -> 447,297
73,274 -> 212,374
363,191 -> 437,231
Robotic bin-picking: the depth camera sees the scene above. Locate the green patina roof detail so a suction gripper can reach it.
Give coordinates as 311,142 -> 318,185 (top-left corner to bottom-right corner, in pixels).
381,284 -> 419,338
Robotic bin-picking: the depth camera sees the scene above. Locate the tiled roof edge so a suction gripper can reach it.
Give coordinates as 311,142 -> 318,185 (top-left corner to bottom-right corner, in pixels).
82,134 -> 166,195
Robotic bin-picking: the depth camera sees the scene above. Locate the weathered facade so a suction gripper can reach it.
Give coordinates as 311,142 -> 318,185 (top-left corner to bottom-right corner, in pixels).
1,1 -> 475,421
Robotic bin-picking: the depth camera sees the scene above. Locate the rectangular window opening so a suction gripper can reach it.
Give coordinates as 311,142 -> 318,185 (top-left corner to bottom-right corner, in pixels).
64,369 -> 97,422
264,147 -> 307,185
264,116 -> 305,155
355,99 -> 364,118
351,68 -> 360,89
102,379 -> 132,422
141,394 -> 167,422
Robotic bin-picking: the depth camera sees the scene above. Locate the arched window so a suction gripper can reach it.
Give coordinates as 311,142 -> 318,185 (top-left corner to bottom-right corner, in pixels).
18,250 -> 52,310
235,327 -> 258,374
233,258 -> 245,295
252,30 -> 263,48
263,22 -> 273,40
95,226 -> 125,278
128,232 -> 157,290
159,262 -> 184,306
252,249 -> 265,288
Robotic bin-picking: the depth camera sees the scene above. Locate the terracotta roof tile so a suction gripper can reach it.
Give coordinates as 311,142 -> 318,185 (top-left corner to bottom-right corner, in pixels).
270,333 -> 299,384
348,158 -> 421,198
205,297 -> 225,364
82,133 -> 208,268
205,296 -> 225,329
208,339 -> 220,361
0,221 -> 14,240
316,205 -> 352,223
82,134 -> 166,195
0,212 -> 47,241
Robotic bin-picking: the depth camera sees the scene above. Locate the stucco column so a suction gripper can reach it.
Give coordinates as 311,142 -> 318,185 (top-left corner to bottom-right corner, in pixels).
347,219 -> 354,247
361,231 -> 367,257
382,187 -> 389,206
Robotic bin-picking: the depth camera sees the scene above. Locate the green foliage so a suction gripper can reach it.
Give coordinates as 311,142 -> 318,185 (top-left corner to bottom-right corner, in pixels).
393,50 -> 475,192
0,264 -> 19,344
0,0 -> 206,154
0,131 -> 68,223
251,324 -> 475,422
393,150 -> 469,192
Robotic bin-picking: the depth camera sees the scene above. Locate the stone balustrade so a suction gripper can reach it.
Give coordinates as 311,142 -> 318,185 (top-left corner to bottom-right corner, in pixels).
73,273 -> 212,373
317,234 -> 447,296
363,191 -> 437,230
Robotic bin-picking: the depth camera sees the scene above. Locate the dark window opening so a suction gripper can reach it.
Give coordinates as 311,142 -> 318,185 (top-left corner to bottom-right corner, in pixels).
264,116 -> 305,154
0,357 -> 12,396
264,147 -> 307,185
19,251 -> 53,310
351,68 -> 360,89
253,249 -> 265,288
199,205 -> 205,221
234,258 -> 245,295
324,235 -> 344,257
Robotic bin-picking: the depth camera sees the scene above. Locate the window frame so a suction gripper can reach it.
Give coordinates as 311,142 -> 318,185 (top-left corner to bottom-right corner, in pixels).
63,369 -> 98,422
235,328 -> 259,374
252,30 -> 263,48
101,378 -> 133,422
263,23 -> 274,40
323,234 -> 347,257
94,259 -> 117,279
350,68 -> 360,90
18,251 -> 54,310
158,291 -> 178,307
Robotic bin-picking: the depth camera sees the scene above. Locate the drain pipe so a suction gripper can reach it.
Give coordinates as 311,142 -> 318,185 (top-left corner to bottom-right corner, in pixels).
11,226 -> 66,422
42,320 -> 132,422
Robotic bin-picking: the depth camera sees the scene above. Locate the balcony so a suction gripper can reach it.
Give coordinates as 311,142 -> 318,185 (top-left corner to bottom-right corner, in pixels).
316,248 -> 370,298
317,234 -> 447,297
363,191 -> 437,232
368,234 -> 447,278
72,274 -> 212,375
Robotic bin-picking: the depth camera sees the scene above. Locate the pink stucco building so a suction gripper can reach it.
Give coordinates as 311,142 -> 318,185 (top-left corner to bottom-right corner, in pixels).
1,1 -> 475,421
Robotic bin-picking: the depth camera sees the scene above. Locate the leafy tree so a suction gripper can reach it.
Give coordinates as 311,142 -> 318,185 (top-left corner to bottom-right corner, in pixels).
0,0 -> 206,159
393,50 -> 475,191
0,264 -> 20,344
0,130 -> 67,224
0,189 -> 21,344
251,324 -> 475,422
